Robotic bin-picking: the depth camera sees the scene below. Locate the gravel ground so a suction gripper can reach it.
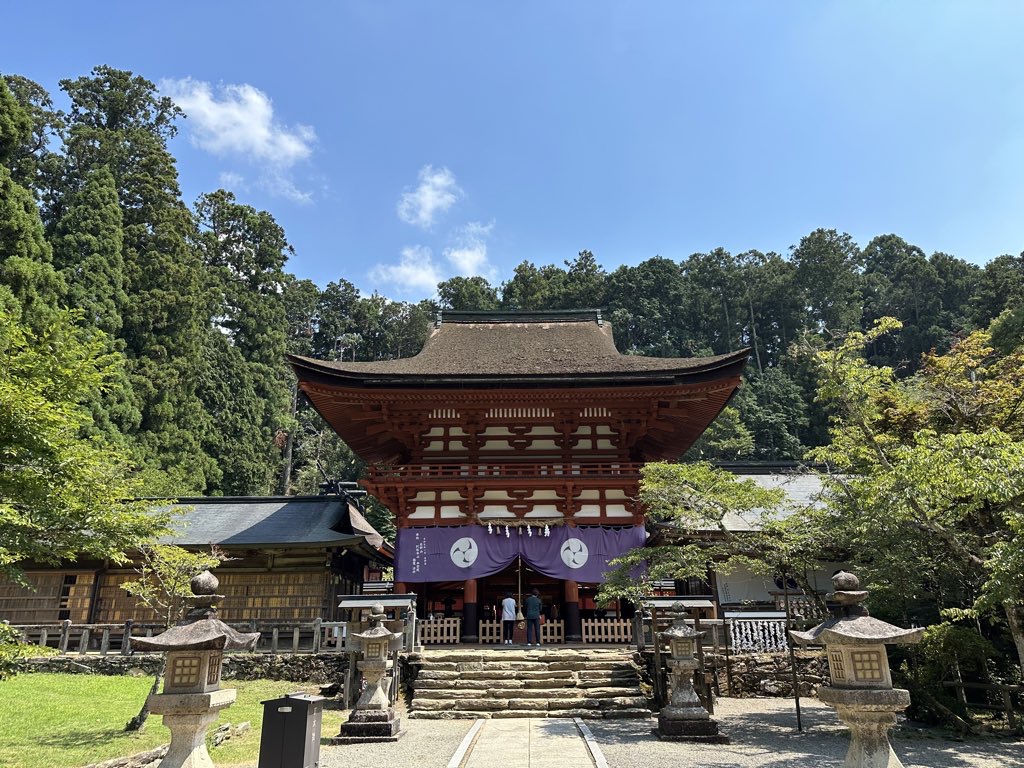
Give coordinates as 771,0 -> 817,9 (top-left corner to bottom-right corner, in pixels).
589,698 -> 1024,768
318,704 -> 472,768
306,698 -> 1022,768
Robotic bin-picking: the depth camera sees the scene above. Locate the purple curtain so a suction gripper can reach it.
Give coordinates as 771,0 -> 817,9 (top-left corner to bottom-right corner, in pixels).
395,524 -> 646,584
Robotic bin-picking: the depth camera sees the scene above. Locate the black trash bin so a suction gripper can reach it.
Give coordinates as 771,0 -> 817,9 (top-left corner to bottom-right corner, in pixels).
258,692 -> 327,768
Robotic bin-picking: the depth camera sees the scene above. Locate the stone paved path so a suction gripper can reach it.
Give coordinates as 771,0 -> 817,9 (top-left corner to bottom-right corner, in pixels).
458,718 -> 599,768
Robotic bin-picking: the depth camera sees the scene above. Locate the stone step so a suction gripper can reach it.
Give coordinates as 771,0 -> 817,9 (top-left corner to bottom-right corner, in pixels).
413,686 -> 644,701
408,706 -> 653,720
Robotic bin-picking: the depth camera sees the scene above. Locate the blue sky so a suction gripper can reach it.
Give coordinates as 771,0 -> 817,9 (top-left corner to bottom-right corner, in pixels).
4,2 -> 1024,299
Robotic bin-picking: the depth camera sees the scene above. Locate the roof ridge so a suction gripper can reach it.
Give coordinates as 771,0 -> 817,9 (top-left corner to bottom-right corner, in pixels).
439,309 -> 604,325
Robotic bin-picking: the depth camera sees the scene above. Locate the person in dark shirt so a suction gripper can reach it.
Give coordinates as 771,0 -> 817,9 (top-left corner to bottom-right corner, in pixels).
525,588 -> 543,646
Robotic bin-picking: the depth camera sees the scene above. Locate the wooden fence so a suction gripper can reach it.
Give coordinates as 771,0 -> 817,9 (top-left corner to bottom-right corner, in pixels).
419,618 -> 461,644
942,681 -> 1022,731
582,618 -> 632,644
478,620 -> 502,643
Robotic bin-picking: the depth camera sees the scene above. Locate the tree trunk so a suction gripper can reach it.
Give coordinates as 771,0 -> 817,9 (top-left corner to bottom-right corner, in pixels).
1005,601 -> 1024,673
278,383 -> 298,494
124,660 -> 164,732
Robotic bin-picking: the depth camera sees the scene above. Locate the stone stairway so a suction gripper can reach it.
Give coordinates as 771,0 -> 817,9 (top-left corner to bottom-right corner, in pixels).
406,647 -> 654,719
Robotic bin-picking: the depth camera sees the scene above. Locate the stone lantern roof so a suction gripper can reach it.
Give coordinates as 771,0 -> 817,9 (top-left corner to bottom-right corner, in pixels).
658,602 -> 704,642
130,570 -> 260,653
789,571 -> 924,647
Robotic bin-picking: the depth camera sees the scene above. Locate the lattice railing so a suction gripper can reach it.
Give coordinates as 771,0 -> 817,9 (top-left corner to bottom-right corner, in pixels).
581,618 -> 632,644
368,462 -> 643,481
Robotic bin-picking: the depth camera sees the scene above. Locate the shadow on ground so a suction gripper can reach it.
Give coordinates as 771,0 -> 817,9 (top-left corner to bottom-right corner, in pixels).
585,699 -> 1024,768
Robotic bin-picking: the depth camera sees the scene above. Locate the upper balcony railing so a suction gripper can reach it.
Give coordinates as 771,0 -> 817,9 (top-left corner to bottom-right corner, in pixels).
366,461 -> 644,482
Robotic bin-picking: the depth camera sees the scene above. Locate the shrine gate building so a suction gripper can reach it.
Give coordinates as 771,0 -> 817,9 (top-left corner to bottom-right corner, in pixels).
289,310 -> 748,643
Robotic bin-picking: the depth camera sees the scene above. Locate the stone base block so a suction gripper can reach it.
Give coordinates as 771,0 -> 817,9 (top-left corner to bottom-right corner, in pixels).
656,714 -> 729,743
334,708 -> 403,743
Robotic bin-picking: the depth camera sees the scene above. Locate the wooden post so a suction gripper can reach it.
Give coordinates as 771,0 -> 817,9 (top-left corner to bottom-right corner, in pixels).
312,618 -> 322,654
651,606 -> 664,708
100,628 -> 111,656
723,619 -> 734,697
271,627 -> 280,653
694,613 -> 712,715
39,627 -> 49,649
292,626 -> 300,653
782,571 -> 803,732
462,578 -> 479,643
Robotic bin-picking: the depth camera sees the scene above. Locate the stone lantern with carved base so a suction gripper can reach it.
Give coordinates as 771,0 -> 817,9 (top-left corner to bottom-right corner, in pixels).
131,571 -> 260,768
655,602 -> 728,743
332,602 -> 405,743
790,571 -> 923,768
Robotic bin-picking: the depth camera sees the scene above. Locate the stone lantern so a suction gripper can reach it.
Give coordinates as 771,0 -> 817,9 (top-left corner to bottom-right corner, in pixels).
790,571 -> 923,768
332,602 -> 404,743
655,602 -> 727,743
131,571 -> 259,768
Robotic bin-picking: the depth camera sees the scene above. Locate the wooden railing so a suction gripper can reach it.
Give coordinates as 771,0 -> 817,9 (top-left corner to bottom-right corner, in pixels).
368,462 -> 643,481
419,618 -> 461,644
8,619 -> 356,656
582,618 -> 632,644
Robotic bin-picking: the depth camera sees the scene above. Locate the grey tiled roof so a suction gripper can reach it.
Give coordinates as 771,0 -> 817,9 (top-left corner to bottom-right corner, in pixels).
155,496 -> 379,548
656,468 -> 829,533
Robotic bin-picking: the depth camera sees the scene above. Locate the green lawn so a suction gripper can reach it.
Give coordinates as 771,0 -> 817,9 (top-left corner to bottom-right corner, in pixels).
0,673 -> 347,768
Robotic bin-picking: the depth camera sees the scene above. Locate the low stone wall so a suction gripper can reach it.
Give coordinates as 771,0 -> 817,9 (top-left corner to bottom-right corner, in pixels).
715,651 -> 828,697
639,649 -> 829,698
24,652 -> 349,683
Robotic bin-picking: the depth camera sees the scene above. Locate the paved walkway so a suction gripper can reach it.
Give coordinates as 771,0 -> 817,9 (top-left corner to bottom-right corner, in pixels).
457,718 -> 600,768
317,698 -> 1023,768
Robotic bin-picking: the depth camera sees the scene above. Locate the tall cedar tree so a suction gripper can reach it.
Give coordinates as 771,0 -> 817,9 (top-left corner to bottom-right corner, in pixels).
59,67 -> 215,493
0,79 -> 62,330
194,190 -> 291,495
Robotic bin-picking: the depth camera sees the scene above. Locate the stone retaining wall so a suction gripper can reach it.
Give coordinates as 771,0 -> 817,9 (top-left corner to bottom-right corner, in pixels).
24,652 -> 349,683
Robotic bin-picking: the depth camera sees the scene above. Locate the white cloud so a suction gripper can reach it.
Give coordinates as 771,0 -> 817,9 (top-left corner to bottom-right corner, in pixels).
218,171 -> 248,190
370,245 -> 442,294
397,165 -> 462,228
444,220 -> 496,278
161,77 -> 316,202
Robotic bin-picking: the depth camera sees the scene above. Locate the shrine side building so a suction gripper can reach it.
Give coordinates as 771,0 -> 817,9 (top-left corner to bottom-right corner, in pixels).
289,310 -> 748,643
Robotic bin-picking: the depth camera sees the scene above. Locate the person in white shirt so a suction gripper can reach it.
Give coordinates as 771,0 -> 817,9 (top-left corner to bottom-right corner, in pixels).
501,593 -> 517,645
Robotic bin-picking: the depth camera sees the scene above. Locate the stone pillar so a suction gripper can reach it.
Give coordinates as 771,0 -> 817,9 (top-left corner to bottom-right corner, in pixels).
818,688 -> 912,768
461,578 -> 479,642
564,579 -> 582,642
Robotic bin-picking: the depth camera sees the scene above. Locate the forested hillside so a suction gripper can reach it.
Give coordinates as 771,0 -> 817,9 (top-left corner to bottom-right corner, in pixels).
3,67 -> 1023,512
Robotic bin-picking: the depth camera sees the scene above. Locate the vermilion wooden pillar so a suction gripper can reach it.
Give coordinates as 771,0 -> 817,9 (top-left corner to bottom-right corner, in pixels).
564,579 -> 582,642
462,578 -> 479,643
394,581 -> 408,594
